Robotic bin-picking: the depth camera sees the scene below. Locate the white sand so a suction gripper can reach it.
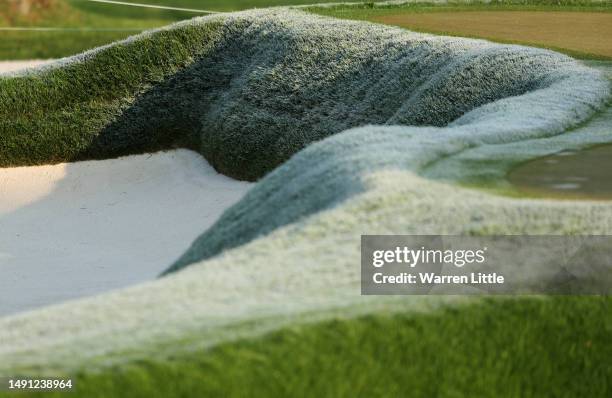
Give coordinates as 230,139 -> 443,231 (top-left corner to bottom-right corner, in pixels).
0,150 -> 251,316
0,60 -> 50,74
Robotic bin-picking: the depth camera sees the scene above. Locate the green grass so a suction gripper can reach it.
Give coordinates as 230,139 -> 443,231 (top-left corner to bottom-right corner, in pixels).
2,297 -> 609,397
99,0 -> 365,12
0,30 -> 140,59
0,0 -> 210,59
0,19 -> 225,166
310,0 -> 612,18
0,0 -> 364,59
3,1 -> 611,59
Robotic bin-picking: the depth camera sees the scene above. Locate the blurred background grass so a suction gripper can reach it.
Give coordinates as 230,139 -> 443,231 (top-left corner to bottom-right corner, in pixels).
2,1 -> 611,60
0,0 -> 363,59
311,1 -> 612,60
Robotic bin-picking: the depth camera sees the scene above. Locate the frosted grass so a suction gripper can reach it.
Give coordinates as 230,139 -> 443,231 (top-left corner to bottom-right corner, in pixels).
163,10 -> 609,271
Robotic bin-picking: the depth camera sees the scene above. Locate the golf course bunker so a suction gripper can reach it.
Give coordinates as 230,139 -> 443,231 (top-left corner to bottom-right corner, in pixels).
509,145 -> 612,200
0,149 -> 251,316
1,9 -> 612,376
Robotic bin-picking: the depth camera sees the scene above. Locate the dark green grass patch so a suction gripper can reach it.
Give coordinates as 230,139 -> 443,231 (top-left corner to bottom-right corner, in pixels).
0,20 -> 224,165
2,297 -> 609,397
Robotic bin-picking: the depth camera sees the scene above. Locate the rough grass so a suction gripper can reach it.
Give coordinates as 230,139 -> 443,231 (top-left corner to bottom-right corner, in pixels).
0,19 -> 226,165
1,9 -> 609,273
423,61 -> 612,192
1,9 -> 607,184
1,297 -> 610,398
59,297 -> 612,398
130,11 -> 606,270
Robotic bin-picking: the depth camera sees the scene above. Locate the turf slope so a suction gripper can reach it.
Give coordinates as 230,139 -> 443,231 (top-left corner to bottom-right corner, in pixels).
1,8 -> 607,182
0,8 -> 611,394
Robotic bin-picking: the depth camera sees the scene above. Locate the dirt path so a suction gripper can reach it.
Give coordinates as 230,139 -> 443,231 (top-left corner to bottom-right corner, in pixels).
375,11 -> 612,59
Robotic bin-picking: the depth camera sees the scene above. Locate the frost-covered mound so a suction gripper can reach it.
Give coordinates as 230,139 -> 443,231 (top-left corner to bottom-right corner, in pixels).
155,11 -> 609,272
135,9 -> 604,181
4,8 -> 609,273
0,9 -> 607,181
3,170 -> 612,374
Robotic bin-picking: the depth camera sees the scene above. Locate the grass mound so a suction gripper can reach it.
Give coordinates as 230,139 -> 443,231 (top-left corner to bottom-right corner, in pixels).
1,9 -> 608,269
145,12 -> 607,272
0,9 -> 607,185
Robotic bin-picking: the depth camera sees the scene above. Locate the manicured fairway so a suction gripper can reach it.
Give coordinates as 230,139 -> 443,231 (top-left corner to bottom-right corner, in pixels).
372,11 -> 612,59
